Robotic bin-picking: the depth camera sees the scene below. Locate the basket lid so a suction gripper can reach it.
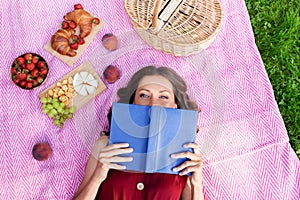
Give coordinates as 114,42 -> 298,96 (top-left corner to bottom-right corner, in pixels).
124,0 -> 223,45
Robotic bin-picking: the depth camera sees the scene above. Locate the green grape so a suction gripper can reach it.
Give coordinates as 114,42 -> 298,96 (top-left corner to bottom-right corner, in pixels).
40,96 -> 74,128
46,104 -> 53,110
53,119 -> 60,126
57,106 -> 63,114
47,97 -> 53,103
59,102 -> 65,108
60,117 -> 66,123
48,112 -> 55,118
68,106 -> 75,114
50,109 -> 58,116
42,107 -> 50,114
52,98 -> 59,103
64,108 -> 69,115
40,97 -> 48,104
52,101 -> 60,109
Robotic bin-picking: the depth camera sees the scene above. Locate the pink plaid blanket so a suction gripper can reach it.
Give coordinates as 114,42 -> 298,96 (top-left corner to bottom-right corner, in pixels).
0,0 -> 299,199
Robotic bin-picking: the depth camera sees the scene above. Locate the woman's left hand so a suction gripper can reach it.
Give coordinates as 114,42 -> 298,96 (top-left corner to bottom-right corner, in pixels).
171,142 -> 202,185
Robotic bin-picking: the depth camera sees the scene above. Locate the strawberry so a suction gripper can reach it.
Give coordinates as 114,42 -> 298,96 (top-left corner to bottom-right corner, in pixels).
70,42 -> 79,50
11,67 -> 17,74
31,69 -> 40,77
32,55 -> 39,64
69,21 -> 77,29
16,57 -> 25,65
18,73 -> 27,80
74,3 -> 83,10
12,74 -> 18,80
15,66 -> 22,74
72,34 -> 79,41
78,37 -> 85,45
69,35 -> 79,44
92,18 -> 100,25
13,76 -> 20,84
21,64 -> 26,69
26,74 -> 33,81
37,61 -> 45,68
40,68 -> 48,76
26,63 -> 35,70
26,81 -> 33,89
24,53 -> 32,61
20,80 -> 27,88
61,21 -> 69,29
22,69 -> 29,74
37,76 -> 44,83
32,79 -> 39,86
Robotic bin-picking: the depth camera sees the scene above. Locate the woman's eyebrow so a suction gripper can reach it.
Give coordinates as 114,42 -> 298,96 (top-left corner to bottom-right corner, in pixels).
137,88 -> 171,93
137,88 -> 150,92
159,90 -> 171,93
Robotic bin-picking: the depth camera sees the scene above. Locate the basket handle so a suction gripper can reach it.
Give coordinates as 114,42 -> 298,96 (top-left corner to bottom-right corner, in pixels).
152,0 -> 162,28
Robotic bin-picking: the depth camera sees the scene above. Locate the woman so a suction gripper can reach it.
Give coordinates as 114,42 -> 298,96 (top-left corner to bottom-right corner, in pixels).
74,66 -> 203,200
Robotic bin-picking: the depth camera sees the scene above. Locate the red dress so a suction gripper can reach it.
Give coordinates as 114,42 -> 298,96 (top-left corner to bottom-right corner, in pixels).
96,169 -> 188,200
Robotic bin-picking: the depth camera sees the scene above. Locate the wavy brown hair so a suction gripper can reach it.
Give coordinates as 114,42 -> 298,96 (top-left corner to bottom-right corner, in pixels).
104,66 -> 198,135
116,66 -> 198,110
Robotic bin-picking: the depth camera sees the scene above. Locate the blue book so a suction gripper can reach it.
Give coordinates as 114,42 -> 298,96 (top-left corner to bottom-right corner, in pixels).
109,102 -> 198,175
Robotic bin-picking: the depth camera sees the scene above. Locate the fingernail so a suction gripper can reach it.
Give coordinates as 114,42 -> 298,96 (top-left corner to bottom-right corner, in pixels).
128,157 -> 133,161
121,143 -> 129,147
172,167 -> 178,172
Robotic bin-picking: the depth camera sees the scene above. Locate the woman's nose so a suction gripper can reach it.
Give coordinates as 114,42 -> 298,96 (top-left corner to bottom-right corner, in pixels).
149,97 -> 160,106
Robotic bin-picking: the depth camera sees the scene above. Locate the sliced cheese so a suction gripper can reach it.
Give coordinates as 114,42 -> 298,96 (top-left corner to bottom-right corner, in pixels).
80,71 -> 89,81
86,79 -> 98,88
85,73 -> 95,83
73,71 -> 98,96
74,83 -> 83,94
73,78 -> 84,86
78,85 -> 88,96
85,84 -> 96,95
73,72 -> 84,85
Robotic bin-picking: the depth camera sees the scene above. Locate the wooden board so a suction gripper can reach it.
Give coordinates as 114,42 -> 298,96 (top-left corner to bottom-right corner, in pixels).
44,12 -> 104,67
39,61 -> 107,112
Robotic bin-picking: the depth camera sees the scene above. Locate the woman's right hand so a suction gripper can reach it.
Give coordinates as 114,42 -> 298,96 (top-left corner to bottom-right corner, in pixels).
93,136 -> 134,180
73,136 -> 134,199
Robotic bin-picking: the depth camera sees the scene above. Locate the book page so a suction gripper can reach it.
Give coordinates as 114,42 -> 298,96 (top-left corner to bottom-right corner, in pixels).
109,103 -> 198,174
147,106 -> 198,174
109,103 -> 150,172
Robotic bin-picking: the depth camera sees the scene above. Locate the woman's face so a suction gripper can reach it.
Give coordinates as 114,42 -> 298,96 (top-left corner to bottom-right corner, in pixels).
133,75 -> 177,108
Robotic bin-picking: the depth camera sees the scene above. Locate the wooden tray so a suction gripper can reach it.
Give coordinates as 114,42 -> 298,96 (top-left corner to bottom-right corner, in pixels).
39,61 -> 107,112
44,12 -> 104,67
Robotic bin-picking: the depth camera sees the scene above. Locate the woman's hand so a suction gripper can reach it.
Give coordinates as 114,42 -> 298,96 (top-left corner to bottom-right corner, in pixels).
171,142 -> 202,185
93,137 -> 134,180
73,136 -> 134,199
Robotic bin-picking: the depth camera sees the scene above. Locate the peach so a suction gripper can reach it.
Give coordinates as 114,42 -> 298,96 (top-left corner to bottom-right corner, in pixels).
101,33 -> 118,51
32,142 -> 52,161
103,65 -> 120,84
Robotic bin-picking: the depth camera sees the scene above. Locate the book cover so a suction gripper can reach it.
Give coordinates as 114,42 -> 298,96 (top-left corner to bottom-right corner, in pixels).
109,102 -> 198,175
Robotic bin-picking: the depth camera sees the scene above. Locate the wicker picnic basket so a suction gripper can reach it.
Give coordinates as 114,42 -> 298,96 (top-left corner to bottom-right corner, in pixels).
124,0 -> 223,56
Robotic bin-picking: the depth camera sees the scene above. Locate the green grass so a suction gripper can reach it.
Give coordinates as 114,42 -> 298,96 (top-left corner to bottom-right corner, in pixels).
245,0 -> 300,158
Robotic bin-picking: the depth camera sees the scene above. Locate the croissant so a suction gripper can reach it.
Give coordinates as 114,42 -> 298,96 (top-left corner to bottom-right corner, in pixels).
51,28 -> 76,57
64,9 -> 93,38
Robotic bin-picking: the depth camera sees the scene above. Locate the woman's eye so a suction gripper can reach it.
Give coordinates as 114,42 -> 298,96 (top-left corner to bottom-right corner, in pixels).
140,93 -> 149,98
160,96 -> 169,99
